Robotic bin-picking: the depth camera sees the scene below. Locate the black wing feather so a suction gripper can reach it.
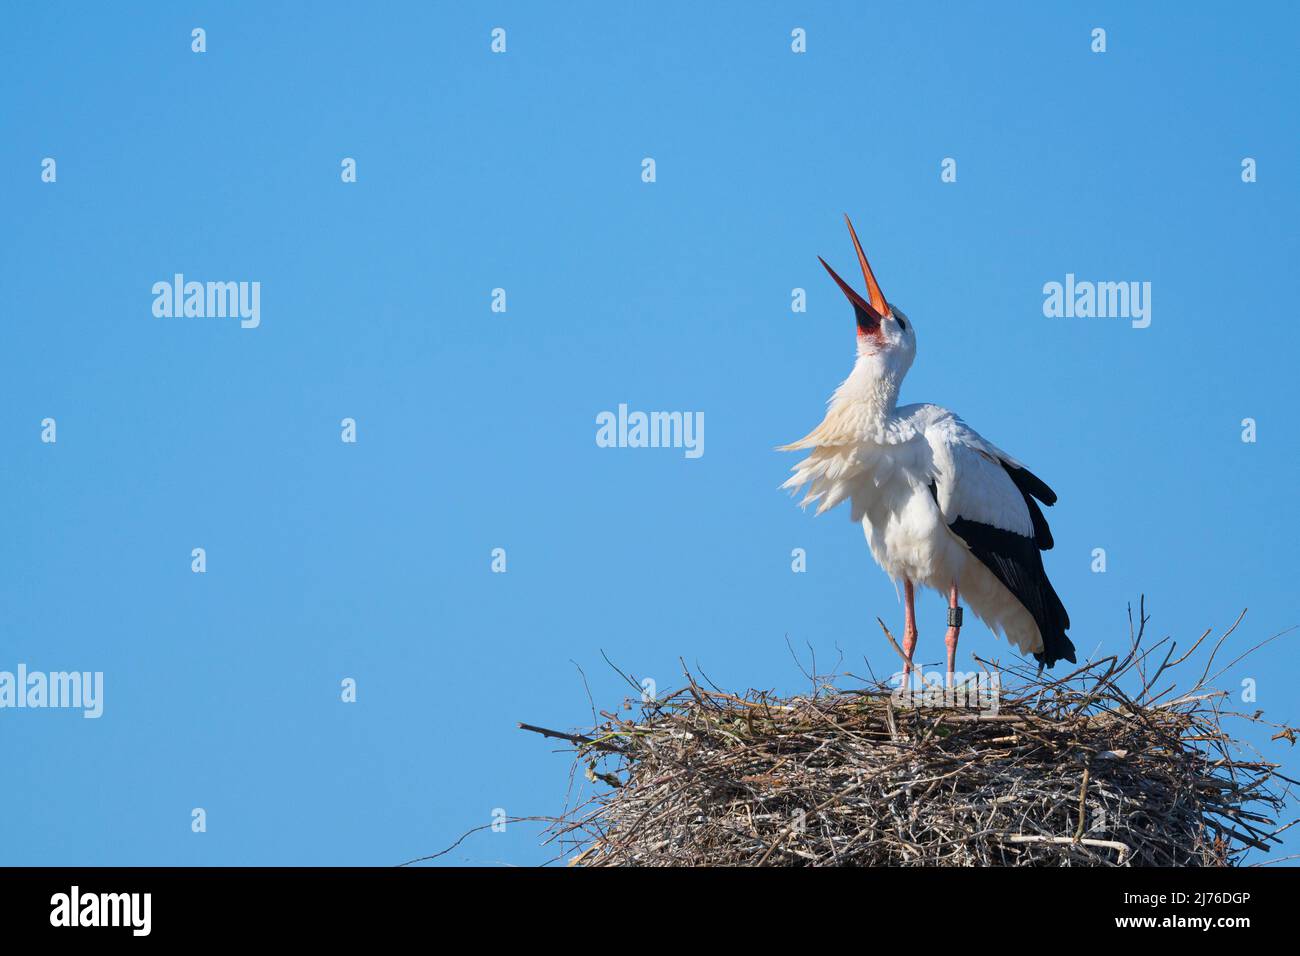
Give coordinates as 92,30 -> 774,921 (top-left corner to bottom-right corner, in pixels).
1003,462 -> 1057,506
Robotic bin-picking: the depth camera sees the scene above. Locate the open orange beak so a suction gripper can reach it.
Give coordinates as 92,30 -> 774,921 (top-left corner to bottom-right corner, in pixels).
818,214 -> 889,336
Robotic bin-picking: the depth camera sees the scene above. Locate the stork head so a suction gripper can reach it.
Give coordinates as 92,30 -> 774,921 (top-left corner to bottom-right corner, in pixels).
819,215 -> 915,378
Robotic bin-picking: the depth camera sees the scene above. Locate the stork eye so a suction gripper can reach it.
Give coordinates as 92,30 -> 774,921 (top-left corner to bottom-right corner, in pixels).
895,314 -> 906,331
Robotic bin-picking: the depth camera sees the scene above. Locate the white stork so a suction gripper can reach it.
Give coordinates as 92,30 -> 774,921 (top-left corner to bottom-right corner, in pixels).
781,216 -> 1076,677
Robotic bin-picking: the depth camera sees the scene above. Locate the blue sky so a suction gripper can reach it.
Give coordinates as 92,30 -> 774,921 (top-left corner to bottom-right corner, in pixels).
1,2 -> 1296,866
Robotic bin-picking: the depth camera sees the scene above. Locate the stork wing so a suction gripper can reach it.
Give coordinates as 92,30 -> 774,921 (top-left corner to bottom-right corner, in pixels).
927,423 -> 1036,538
925,416 -> 1074,665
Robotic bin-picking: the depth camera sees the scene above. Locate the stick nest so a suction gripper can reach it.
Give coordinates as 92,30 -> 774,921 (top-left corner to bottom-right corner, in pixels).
530,606 -> 1295,867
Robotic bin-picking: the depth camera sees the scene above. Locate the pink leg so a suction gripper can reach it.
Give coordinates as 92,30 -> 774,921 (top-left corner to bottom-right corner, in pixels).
902,579 -> 918,678
944,582 -> 962,682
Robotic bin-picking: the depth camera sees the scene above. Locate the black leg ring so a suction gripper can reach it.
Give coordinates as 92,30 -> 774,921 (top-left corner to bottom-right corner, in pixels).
947,606 -> 963,627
